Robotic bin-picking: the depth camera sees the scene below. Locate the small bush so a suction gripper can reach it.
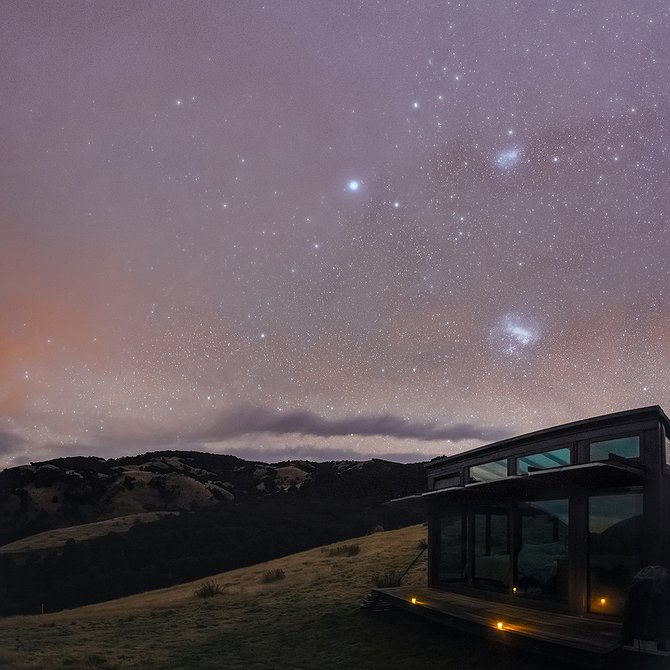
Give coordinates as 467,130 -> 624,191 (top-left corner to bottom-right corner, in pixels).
416,539 -> 428,551
194,581 -> 224,598
324,543 -> 360,557
372,569 -> 400,588
262,568 -> 285,583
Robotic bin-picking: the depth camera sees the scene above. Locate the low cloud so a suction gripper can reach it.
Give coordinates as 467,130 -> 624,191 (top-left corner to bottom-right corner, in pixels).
227,444 -> 428,463
197,405 -> 510,443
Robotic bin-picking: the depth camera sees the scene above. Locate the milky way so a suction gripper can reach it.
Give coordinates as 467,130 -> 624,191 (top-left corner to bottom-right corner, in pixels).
1,1 -> 669,467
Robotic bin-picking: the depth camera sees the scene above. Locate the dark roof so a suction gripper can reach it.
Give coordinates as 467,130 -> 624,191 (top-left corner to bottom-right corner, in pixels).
427,405 -> 670,470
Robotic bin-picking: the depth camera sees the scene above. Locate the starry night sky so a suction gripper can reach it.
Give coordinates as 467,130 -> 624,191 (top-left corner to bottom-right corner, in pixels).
1,1 -> 669,468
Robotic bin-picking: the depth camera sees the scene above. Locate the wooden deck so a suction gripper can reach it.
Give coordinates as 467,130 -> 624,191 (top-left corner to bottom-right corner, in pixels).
373,586 -> 624,666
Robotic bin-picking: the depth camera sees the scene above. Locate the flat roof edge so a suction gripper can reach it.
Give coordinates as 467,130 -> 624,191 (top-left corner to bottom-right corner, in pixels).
427,405 -> 669,469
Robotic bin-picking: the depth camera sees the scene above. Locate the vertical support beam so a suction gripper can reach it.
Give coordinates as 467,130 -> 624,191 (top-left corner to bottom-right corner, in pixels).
569,494 -> 588,615
466,510 -> 474,583
510,502 -> 519,596
642,427 -> 661,566
427,503 -> 438,587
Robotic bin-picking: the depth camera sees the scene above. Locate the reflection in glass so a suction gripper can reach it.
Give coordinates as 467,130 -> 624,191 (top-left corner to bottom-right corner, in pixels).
516,499 -> 569,602
438,514 -> 465,582
435,473 -> 461,490
473,511 -> 509,592
589,436 -> 639,461
589,493 -> 643,615
470,459 -> 507,482
516,448 -> 571,475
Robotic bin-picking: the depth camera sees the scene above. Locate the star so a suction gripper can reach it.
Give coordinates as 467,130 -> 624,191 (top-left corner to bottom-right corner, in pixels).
347,180 -> 360,192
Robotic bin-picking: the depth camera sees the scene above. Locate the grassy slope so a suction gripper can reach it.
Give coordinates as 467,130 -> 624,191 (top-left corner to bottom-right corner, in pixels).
0,524 -> 563,670
0,513 -> 177,556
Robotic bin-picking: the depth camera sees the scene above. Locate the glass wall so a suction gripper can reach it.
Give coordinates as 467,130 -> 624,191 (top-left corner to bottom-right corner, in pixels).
516,499 -> 569,602
516,448 -> 571,475
589,436 -> 639,461
469,459 -> 507,483
588,492 -> 643,615
473,511 -> 509,592
438,513 -> 466,582
434,473 -> 461,490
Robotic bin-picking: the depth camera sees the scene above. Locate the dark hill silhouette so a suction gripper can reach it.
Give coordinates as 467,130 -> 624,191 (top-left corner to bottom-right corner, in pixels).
0,450 -> 425,615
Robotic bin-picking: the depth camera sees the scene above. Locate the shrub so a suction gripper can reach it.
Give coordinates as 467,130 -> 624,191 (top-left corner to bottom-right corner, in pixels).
416,539 -> 428,551
262,568 -> 285,583
194,581 -> 224,598
372,569 -> 400,588
324,543 -> 360,557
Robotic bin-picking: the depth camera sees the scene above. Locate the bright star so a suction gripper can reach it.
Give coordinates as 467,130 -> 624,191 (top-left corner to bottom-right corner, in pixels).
347,180 -> 360,191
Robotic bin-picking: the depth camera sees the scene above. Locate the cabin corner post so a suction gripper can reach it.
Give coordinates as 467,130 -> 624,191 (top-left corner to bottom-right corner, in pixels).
568,493 -> 588,616
641,426 -> 664,567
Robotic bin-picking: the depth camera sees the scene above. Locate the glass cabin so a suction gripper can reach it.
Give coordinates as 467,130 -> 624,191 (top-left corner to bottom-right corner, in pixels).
424,406 -> 670,618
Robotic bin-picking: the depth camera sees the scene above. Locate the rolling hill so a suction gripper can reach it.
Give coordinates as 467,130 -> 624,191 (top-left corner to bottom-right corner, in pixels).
0,452 -> 426,615
0,524 -> 566,670
0,451 -> 425,548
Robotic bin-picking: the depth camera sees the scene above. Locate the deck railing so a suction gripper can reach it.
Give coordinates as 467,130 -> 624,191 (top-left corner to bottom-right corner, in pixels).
397,544 -> 427,586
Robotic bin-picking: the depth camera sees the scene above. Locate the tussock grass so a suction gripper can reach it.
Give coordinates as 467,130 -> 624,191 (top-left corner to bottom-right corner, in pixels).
371,568 -> 400,588
323,543 -> 360,557
261,568 -> 285,583
0,525 -> 566,670
193,581 -> 224,598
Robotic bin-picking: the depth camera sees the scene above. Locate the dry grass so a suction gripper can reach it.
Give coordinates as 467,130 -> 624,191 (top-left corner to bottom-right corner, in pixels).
323,543 -> 360,557
0,513 -> 177,555
0,524 -> 565,670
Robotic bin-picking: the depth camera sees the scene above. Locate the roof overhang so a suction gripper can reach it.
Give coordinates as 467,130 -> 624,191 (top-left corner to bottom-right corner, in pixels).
390,461 -> 645,509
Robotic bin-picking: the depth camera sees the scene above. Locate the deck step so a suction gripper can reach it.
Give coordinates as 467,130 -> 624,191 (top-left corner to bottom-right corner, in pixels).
361,590 -> 392,612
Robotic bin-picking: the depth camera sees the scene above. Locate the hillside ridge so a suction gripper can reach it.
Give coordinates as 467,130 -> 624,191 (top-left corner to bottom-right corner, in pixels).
0,450 -> 426,547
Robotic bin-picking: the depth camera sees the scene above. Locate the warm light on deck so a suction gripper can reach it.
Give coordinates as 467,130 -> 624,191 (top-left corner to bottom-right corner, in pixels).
599,597 -> 607,605
496,621 -> 504,630
411,597 -> 417,604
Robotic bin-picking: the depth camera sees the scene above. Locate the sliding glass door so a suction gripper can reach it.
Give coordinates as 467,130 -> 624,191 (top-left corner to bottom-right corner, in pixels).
516,499 -> 569,603
588,492 -> 643,615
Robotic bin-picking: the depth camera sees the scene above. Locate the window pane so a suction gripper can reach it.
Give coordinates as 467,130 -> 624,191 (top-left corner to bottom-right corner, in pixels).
435,473 -> 461,490
589,436 -> 639,461
516,499 -> 569,603
665,435 -> 670,465
473,511 -> 509,592
470,459 -> 507,482
438,514 -> 465,582
517,448 -> 571,475
589,493 -> 643,615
